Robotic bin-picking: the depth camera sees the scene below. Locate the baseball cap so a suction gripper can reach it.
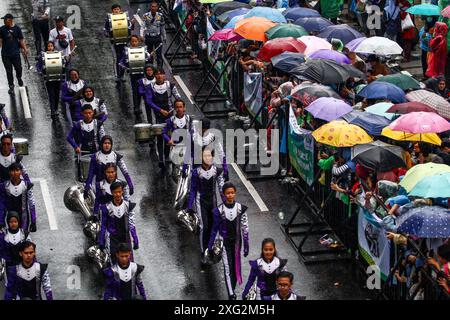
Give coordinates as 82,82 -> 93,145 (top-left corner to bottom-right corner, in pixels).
2,13 -> 14,20
54,16 -> 64,22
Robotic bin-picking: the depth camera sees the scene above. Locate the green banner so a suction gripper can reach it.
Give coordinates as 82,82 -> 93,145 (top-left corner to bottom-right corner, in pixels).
288,107 -> 315,186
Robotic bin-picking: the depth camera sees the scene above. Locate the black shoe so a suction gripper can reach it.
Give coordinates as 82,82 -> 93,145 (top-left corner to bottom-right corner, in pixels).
158,161 -> 165,169
8,86 -> 14,95
135,114 -> 143,123
18,79 -> 24,87
229,294 -> 237,300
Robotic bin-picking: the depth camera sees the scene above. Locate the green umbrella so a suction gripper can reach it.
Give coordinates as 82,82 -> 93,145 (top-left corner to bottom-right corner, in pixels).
375,73 -> 421,91
406,4 -> 441,16
265,23 -> 308,40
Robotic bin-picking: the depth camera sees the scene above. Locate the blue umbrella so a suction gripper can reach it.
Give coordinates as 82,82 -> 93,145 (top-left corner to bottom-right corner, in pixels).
283,7 -> 321,21
318,24 -> 364,45
345,37 -> 367,52
244,7 -> 287,23
409,172 -> 450,199
217,8 -> 250,23
224,14 -> 246,29
364,102 -> 397,120
293,17 -> 334,33
397,206 -> 450,238
341,111 -> 392,135
271,52 -> 305,73
357,82 -> 407,103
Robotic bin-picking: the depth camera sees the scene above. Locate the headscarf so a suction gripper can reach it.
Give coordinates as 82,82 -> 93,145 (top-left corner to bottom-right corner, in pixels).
6,211 -> 20,233
434,22 -> 448,38
69,68 -> 80,84
144,65 -> 155,81
83,86 -> 95,102
331,38 -> 344,52
100,135 -> 113,155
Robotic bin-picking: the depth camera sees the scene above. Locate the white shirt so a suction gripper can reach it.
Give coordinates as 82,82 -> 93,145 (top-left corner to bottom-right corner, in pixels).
49,27 -> 74,56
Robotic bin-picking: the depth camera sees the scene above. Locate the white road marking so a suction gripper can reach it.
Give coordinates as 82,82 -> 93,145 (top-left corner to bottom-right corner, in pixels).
19,87 -> 32,119
35,178 -> 58,230
231,162 -> 269,213
173,75 -> 195,105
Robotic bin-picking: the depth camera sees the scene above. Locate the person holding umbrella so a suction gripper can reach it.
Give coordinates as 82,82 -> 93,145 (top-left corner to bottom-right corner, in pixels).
0,14 -> 29,95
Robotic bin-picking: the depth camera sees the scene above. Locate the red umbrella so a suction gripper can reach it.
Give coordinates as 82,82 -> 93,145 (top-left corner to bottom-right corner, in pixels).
386,101 -> 438,114
257,37 -> 306,62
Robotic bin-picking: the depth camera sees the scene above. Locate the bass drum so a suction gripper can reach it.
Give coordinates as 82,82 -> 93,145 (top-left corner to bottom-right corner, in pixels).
108,12 -> 130,44
127,46 -> 146,74
43,51 -> 65,81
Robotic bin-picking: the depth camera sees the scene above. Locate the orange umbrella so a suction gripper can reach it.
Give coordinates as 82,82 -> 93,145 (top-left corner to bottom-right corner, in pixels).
234,17 -> 276,42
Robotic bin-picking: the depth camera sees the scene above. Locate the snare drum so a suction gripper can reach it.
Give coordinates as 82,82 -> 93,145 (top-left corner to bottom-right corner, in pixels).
127,46 -> 146,74
134,123 -> 152,142
13,138 -> 29,156
150,123 -> 166,136
43,52 -> 64,81
77,154 -> 92,182
108,12 -> 130,44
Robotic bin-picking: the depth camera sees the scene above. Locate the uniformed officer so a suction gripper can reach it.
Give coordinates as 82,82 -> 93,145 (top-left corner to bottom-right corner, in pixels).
31,0 -> 50,55
142,1 -> 166,68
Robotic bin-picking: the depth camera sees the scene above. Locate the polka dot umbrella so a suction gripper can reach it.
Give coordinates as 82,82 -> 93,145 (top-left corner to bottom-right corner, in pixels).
311,120 -> 373,147
397,206 -> 450,239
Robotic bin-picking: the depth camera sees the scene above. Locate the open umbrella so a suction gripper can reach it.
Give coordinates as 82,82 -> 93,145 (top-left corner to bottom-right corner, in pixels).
200,0 -> 231,3
224,14 -> 246,29
357,82 -> 407,103
212,1 -> 251,16
388,112 -> 450,133
208,28 -> 242,41
266,24 -> 308,40
341,111 -> 391,136
442,6 -> 450,18
305,97 -> 352,121
283,7 -> 321,21
351,140 -> 406,172
397,206 -> 450,238
345,37 -> 367,52
291,83 -> 341,106
376,73 -> 421,91
234,17 -> 276,42
409,172 -> 450,199
406,90 -> 450,119
271,52 -> 305,72
318,24 -> 364,45
308,49 -> 351,64
364,102 -> 396,120
293,16 -> 334,33
399,163 -> 450,192
297,36 -> 332,56
381,127 -> 442,146
290,59 -> 364,84
244,7 -> 287,23
354,36 -> 403,55
386,101 -> 438,115
217,8 -> 250,23
257,37 -> 306,62
312,120 -> 373,147
406,4 -> 441,16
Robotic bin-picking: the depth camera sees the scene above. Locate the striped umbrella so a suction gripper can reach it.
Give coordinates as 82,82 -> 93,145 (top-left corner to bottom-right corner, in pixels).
406,90 -> 450,119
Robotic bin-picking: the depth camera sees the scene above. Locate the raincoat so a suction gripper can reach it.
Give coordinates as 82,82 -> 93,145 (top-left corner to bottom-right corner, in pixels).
426,22 -> 448,78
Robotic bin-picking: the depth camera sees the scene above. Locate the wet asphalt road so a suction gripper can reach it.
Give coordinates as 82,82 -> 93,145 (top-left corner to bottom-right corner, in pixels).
0,0 -> 373,300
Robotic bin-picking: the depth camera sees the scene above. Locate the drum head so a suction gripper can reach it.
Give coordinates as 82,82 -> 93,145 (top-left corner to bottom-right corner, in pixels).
13,137 -> 28,144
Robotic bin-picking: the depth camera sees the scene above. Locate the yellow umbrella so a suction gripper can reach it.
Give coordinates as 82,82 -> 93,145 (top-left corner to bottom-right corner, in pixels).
399,163 -> 450,192
381,127 -> 442,146
234,17 -> 276,42
312,120 -> 373,147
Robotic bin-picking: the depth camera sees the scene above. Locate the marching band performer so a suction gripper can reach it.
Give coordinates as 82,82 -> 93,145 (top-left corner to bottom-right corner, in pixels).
103,242 -> 147,300
103,4 -> 135,82
162,99 -> 192,146
142,1 -> 166,68
119,35 -> 151,123
84,135 -> 134,198
0,103 -> 12,134
66,104 -> 106,155
36,41 -> 65,120
137,65 -> 158,125
4,241 -> 53,300
208,182 -> 249,300
93,163 -> 130,219
150,68 -> 181,170
269,271 -> 306,300
0,211 -> 31,269
98,182 -> 139,265
187,148 -> 225,266
60,68 -> 87,123
73,86 -> 108,122
192,118 -> 229,181
242,238 -> 287,300
0,163 -> 36,232
0,134 -> 31,184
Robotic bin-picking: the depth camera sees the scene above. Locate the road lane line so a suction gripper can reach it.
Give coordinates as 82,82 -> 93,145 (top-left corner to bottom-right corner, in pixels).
35,178 -> 58,230
173,75 -> 195,105
19,87 -> 32,119
231,162 -> 269,213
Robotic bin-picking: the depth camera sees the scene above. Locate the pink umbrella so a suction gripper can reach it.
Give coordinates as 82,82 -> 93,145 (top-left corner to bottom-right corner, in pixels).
297,35 -> 332,56
442,6 -> 450,18
208,28 -> 243,41
406,90 -> 450,120
388,112 -> 450,134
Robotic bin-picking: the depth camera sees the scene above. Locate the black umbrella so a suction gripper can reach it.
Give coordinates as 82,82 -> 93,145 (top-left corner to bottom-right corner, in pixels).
351,140 -> 406,172
290,59 -> 365,84
291,83 -> 341,107
212,2 -> 252,16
